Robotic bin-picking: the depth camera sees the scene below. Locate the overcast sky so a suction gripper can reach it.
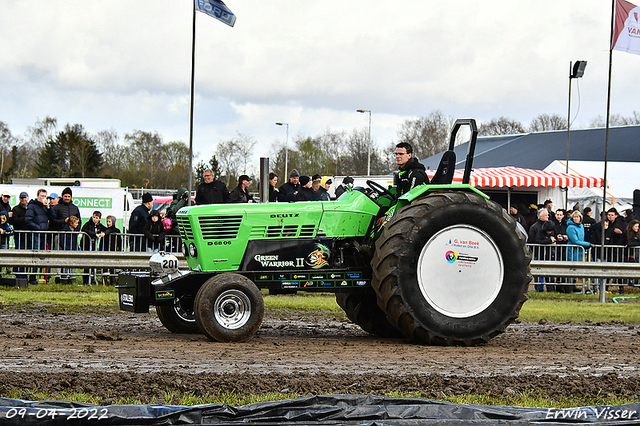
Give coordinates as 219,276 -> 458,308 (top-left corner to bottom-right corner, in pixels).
1,0 -> 638,168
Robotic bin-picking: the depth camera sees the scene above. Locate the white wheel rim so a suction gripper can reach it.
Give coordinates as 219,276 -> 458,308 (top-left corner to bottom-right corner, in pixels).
417,224 -> 504,318
214,289 -> 252,330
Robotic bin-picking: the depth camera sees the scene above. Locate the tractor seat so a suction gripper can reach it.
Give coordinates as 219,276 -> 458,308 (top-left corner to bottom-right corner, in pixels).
430,150 -> 456,184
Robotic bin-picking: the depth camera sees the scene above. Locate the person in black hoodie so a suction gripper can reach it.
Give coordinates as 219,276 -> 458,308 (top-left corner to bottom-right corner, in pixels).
144,210 -> 166,252
100,215 -> 122,285
81,211 -> 107,284
296,176 -> 315,201
394,142 -> 429,197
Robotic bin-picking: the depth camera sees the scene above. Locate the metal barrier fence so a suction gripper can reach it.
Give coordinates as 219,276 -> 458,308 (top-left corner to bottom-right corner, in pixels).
0,231 -> 183,284
3,230 -> 183,254
528,243 -> 640,294
1,230 -> 639,291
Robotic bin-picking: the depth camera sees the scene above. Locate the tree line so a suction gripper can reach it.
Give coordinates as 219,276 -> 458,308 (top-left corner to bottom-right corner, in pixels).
1,111 -> 638,190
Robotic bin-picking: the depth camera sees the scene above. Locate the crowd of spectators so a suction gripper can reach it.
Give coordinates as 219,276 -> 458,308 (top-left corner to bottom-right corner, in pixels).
0,187 -> 158,285
520,198 -> 640,293
194,169 -> 337,205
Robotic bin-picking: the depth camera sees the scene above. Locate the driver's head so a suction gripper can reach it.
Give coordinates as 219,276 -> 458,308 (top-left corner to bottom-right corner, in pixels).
395,142 -> 413,168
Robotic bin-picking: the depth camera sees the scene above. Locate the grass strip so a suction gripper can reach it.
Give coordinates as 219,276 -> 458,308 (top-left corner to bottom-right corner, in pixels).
5,388 -> 636,409
1,288 -> 639,322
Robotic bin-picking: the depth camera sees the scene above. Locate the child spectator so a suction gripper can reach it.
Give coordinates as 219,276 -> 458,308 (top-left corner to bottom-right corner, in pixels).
61,216 -> 80,251
0,210 -> 14,249
144,210 -> 165,252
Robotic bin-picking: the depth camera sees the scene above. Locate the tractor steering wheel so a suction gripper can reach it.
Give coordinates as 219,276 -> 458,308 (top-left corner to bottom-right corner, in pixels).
366,180 -> 394,200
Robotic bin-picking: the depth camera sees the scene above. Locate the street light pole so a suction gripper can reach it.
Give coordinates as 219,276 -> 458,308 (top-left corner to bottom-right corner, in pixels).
566,60 -> 587,209
275,122 -> 289,179
357,109 -> 371,176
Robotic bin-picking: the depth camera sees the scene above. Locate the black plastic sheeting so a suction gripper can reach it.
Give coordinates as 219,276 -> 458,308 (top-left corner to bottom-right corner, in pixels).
1,395 -> 639,425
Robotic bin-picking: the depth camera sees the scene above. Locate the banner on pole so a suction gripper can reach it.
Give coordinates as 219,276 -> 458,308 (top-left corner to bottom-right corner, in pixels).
612,0 -> 640,54
195,0 -> 236,27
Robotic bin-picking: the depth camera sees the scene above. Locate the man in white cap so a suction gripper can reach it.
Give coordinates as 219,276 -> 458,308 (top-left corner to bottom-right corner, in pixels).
0,190 -> 12,217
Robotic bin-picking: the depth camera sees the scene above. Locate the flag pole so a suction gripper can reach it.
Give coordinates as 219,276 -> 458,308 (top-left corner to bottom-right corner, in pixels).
599,0 -> 617,303
187,3 -> 197,206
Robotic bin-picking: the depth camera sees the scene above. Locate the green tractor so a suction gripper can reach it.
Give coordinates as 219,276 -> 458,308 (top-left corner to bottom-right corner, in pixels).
118,119 -> 531,345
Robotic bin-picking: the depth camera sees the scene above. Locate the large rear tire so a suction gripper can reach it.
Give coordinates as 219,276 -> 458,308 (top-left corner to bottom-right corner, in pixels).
194,273 -> 264,342
371,191 -> 531,345
156,295 -> 200,334
335,291 -> 402,338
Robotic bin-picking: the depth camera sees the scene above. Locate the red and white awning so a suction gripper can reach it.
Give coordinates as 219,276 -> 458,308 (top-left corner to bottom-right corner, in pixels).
426,166 -> 604,188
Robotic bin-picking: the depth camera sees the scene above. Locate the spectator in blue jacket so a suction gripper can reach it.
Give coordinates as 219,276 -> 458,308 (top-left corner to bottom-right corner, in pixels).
566,210 -> 590,262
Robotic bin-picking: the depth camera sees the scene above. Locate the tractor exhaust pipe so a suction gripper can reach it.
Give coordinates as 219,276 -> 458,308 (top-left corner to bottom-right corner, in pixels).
260,157 -> 269,203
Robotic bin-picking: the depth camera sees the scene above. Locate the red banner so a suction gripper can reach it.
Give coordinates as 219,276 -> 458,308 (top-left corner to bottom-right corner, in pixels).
612,0 -> 640,55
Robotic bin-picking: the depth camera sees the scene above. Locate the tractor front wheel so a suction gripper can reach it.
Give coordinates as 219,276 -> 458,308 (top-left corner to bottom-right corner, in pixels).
194,273 -> 264,342
156,295 -> 200,334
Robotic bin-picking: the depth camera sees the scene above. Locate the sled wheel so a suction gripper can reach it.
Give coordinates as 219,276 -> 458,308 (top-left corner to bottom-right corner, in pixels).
336,291 -> 403,338
194,273 -> 264,342
371,191 -> 531,345
156,294 -> 200,334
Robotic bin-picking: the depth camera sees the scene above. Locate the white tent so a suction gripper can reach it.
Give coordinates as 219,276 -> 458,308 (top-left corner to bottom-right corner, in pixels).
544,160 -> 638,216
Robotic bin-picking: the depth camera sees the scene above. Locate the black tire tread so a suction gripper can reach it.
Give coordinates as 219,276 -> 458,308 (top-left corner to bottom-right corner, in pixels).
371,191 -> 532,346
335,291 -> 403,338
156,300 -> 200,334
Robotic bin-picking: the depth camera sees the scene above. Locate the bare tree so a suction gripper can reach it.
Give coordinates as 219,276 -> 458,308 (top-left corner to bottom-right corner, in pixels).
234,133 -> 257,175
93,129 -> 126,176
478,117 -> 526,136
25,116 -> 58,150
123,130 -> 165,187
589,111 -> 640,128
529,113 -> 566,132
0,121 -> 17,183
216,139 -> 241,186
396,110 -> 454,162
316,129 -> 347,176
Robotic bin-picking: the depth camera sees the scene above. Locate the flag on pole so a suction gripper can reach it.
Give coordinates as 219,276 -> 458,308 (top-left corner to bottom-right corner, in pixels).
195,0 -> 236,27
612,0 -> 640,54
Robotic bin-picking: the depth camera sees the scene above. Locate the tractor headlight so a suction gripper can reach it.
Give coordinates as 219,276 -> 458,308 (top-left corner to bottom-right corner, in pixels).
189,243 -> 197,258
182,242 -> 188,257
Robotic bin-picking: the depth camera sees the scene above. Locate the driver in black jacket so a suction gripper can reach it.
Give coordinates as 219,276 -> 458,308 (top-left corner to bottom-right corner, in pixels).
394,142 -> 429,197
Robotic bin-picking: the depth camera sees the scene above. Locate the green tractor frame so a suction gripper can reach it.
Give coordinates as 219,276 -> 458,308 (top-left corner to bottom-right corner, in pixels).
118,119 -> 532,345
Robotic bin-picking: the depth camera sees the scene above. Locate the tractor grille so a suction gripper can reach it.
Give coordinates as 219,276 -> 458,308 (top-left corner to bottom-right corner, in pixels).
267,225 -> 298,237
177,217 -> 194,239
249,224 -> 316,239
199,215 -> 242,240
299,225 -> 316,237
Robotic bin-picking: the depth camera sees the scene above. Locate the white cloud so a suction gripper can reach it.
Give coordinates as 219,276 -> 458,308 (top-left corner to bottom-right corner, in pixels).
1,0 -> 638,171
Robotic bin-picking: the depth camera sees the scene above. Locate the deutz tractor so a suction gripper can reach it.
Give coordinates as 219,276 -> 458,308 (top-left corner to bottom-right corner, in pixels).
118,119 -> 532,345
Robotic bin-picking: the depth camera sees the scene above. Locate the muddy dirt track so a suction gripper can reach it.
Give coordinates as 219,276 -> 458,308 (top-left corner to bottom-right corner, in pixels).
1,307 -> 639,404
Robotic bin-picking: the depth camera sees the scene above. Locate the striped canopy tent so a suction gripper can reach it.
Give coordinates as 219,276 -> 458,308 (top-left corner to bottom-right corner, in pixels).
426,166 -> 604,188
